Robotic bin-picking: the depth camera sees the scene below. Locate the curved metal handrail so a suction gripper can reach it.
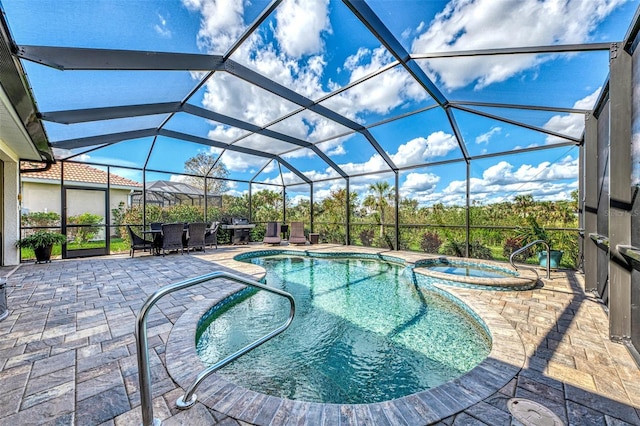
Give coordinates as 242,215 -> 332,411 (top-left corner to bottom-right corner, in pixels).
135,271 -> 295,426
509,239 -> 551,280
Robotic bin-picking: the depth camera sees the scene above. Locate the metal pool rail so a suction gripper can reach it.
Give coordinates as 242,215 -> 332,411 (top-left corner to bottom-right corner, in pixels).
510,239 -> 550,280
135,271 -> 296,426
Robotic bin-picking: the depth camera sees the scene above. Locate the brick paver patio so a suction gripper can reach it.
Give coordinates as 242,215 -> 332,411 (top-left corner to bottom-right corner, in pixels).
0,244 -> 638,425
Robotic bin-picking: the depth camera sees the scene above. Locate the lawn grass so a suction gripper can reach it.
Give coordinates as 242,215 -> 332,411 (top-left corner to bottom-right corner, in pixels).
20,238 -> 130,261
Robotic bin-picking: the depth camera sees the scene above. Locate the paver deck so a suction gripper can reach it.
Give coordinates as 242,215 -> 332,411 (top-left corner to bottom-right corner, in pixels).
0,243 -> 638,425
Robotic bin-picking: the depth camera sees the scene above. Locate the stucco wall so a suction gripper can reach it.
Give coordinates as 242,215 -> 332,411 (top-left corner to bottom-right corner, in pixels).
1,160 -> 20,266
21,181 -> 131,225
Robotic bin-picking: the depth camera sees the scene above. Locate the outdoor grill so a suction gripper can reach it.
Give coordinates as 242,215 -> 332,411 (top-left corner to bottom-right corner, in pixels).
231,218 -> 251,244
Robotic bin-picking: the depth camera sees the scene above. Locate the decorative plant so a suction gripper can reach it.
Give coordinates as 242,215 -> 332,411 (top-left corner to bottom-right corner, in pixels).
420,231 -> 442,253
516,216 -> 552,248
15,230 -> 67,249
440,240 -> 493,259
503,237 -> 531,260
111,202 -> 126,238
360,229 -> 374,246
67,213 -> 103,245
515,215 -> 566,268
20,211 -> 61,227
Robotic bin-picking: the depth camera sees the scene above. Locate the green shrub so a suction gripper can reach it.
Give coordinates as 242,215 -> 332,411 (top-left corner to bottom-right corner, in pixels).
360,229 -> 374,246
441,240 -> 465,257
503,237 -> 531,260
67,213 -> 103,245
111,202 -> 126,238
21,211 -> 61,227
441,240 -> 493,259
469,241 -> 493,260
420,232 -> 442,253
16,230 -> 66,249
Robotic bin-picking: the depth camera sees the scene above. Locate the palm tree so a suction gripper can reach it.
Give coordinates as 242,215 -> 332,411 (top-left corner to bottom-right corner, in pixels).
513,194 -> 534,218
364,181 -> 394,239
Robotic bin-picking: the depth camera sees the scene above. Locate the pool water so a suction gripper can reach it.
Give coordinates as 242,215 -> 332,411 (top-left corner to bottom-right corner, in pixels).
196,255 -> 491,404
428,265 -> 516,278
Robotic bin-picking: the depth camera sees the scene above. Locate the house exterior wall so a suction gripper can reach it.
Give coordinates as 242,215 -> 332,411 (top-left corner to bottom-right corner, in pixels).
21,181 -> 58,214
1,158 -> 20,266
21,181 -> 131,225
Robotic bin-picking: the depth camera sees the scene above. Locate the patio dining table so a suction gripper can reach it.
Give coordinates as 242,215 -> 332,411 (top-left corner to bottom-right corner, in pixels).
143,224 -> 216,254
142,229 -> 163,255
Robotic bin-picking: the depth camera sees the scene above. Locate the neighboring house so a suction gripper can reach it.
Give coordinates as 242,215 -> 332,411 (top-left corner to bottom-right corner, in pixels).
20,162 -> 141,226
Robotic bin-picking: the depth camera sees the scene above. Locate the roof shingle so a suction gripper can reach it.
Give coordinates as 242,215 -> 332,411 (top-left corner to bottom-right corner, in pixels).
22,162 -> 141,187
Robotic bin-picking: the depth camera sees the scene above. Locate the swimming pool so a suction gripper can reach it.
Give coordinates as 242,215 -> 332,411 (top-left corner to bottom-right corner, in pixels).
195,254 -> 491,404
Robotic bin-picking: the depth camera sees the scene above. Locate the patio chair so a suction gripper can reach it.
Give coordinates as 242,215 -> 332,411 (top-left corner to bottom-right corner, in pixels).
289,221 -> 308,245
160,222 -> 185,256
185,222 -> 207,253
150,222 -> 162,231
263,221 -> 281,245
127,225 -> 154,258
205,222 -> 219,249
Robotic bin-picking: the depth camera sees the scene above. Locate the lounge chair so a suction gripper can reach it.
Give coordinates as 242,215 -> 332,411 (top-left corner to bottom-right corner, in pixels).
263,221 -> 281,245
127,225 -> 154,258
185,222 -> 207,253
289,222 -> 308,245
205,222 -> 219,249
160,223 -> 185,256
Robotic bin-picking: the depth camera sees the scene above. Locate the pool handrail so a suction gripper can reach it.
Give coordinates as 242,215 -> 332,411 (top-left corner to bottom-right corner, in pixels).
509,239 -> 550,280
135,271 -> 296,426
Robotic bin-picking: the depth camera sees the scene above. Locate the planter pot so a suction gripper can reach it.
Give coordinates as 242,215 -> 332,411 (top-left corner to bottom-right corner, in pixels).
34,245 -> 53,263
538,250 -> 563,268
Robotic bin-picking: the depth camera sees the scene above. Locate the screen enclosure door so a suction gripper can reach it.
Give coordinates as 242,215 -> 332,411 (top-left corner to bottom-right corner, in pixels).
63,187 -> 109,258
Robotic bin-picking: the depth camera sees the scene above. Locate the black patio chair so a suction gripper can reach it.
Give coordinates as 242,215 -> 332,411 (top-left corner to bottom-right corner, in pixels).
127,225 -> 154,258
185,222 -> 207,253
205,222 -> 219,249
160,223 -> 185,256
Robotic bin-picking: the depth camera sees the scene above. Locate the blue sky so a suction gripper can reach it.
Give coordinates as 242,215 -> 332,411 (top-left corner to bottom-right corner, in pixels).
2,0 -> 638,206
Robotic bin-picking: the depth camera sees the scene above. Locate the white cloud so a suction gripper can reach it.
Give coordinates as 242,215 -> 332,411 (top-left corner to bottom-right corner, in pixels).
53,148 -> 90,162
390,131 -> 459,167
400,172 -> 440,194
220,150 -> 272,172
225,188 -> 247,197
476,127 -> 502,144
391,154 -> 579,206
436,155 -> 579,205
187,0 -> 429,158
274,0 -> 331,58
339,154 -> 389,175
154,13 -> 172,38
412,0 -> 626,90
544,88 -> 600,143
202,73 -> 297,127
324,47 -> 428,119
182,0 -> 245,53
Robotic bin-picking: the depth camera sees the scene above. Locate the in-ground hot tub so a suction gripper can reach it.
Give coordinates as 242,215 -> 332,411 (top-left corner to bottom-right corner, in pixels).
414,257 -> 538,290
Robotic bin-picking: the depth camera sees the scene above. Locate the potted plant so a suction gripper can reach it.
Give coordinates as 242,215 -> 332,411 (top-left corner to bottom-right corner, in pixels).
516,216 -> 564,268
15,230 -> 67,263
